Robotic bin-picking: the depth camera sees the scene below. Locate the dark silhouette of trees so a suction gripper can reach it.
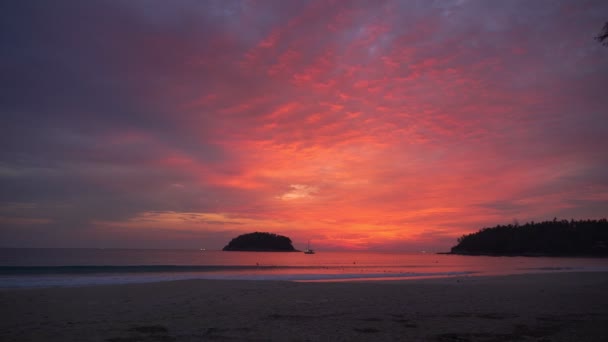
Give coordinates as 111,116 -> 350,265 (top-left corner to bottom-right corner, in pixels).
596,21 -> 608,46
451,218 -> 608,256
222,232 -> 297,251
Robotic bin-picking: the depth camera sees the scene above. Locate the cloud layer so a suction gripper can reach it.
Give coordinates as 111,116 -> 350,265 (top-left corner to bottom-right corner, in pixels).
1,0 -> 607,250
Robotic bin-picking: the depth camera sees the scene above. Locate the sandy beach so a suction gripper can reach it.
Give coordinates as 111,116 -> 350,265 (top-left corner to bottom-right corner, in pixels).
1,272 -> 607,341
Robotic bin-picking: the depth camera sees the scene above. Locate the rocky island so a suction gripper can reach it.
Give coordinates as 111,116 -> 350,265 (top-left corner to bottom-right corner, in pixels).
222,232 -> 298,252
449,218 -> 608,257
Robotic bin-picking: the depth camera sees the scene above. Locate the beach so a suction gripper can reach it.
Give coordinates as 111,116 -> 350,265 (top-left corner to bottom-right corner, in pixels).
1,272 -> 607,341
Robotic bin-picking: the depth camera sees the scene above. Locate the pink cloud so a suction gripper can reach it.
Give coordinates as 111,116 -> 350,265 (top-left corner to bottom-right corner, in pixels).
3,0 -> 607,250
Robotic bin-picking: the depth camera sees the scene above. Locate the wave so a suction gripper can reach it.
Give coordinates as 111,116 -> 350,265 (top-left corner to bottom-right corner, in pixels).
0,265 -> 286,275
0,270 -> 478,289
0,264 -> 435,275
0,264 -> 480,289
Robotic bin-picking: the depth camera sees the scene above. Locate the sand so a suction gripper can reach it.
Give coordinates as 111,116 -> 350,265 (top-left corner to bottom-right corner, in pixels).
1,272 -> 607,341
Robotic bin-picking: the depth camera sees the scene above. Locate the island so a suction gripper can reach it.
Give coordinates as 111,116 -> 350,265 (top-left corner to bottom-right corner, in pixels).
222,232 -> 298,252
449,218 -> 608,257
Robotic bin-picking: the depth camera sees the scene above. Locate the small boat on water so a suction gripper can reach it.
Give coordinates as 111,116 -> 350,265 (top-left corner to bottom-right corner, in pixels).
304,240 -> 315,254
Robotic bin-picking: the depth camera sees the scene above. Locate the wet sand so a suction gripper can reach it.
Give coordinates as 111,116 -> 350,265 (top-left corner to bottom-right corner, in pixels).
1,272 -> 607,341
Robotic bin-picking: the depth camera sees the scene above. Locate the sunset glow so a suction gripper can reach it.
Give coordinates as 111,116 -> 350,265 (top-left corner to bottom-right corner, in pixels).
1,1 -> 607,251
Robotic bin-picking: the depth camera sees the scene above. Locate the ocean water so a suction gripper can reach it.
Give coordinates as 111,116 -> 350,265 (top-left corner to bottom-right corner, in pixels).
1,248 -> 607,288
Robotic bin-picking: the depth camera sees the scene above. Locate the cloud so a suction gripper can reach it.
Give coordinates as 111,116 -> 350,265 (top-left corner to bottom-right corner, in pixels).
278,184 -> 319,201
1,0 -> 607,250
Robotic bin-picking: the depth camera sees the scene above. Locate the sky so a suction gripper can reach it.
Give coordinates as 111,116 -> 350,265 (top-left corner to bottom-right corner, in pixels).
1,0 -> 607,251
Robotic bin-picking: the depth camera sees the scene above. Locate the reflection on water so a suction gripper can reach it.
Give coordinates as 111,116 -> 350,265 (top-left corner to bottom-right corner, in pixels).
1,248 -> 607,288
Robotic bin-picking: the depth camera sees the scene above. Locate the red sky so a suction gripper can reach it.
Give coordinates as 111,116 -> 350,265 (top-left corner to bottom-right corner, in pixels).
1,1 -> 608,251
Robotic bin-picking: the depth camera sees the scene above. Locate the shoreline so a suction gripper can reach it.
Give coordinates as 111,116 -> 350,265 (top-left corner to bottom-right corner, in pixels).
3,265 -> 607,290
2,272 -> 607,341
1,266 -> 606,290
441,251 -> 608,258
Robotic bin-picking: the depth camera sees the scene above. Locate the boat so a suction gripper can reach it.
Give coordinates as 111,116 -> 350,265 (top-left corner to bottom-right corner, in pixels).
304,240 -> 315,254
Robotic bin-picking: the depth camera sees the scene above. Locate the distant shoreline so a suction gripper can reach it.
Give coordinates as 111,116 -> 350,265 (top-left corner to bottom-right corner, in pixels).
440,251 -> 608,258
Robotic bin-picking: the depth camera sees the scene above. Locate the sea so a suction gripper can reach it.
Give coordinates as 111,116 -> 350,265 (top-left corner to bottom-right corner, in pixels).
1,248 -> 607,289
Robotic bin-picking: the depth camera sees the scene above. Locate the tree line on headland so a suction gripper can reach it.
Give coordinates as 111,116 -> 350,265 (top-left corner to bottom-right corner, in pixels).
450,218 -> 608,256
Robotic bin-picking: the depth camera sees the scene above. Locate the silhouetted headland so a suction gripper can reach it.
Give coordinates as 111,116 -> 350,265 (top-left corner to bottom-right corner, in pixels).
222,232 -> 298,252
448,218 -> 608,257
